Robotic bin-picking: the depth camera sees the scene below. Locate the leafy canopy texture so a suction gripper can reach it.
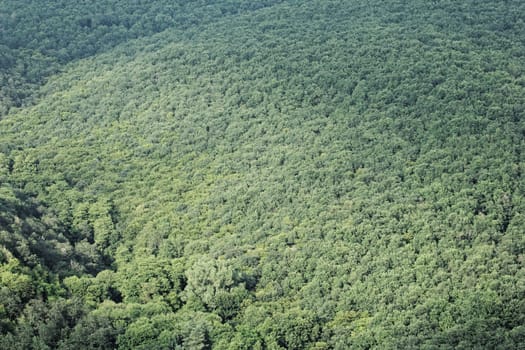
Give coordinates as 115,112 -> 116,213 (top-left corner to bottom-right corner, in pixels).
1,0 -> 524,348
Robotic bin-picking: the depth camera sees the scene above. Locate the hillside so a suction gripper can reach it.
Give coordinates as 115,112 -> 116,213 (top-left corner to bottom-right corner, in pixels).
1,0 -> 524,348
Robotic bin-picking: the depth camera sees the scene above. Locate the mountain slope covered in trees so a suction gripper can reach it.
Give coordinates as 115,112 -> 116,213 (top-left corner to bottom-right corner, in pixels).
1,0 -> 524,348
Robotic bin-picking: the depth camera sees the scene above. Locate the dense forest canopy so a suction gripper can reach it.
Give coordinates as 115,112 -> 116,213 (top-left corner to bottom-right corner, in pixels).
1,0 -> 524,348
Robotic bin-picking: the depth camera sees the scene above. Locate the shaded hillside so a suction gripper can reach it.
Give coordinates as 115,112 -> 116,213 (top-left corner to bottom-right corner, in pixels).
1,0 -> 524,348
0,0 -> 284,114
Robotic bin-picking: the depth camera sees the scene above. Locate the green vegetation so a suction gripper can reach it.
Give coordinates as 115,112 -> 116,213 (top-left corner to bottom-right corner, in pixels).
1,0 -> 524,348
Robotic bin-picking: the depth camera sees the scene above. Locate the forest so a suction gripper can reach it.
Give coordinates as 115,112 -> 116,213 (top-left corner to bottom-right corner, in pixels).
0,0 -> 524,348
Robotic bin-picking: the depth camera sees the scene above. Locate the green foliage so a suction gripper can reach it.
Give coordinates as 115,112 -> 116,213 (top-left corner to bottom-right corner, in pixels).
1,0 -> 524,348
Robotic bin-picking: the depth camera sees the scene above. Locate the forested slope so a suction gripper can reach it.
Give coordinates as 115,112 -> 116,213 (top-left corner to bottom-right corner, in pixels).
1,0 -> 524,348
